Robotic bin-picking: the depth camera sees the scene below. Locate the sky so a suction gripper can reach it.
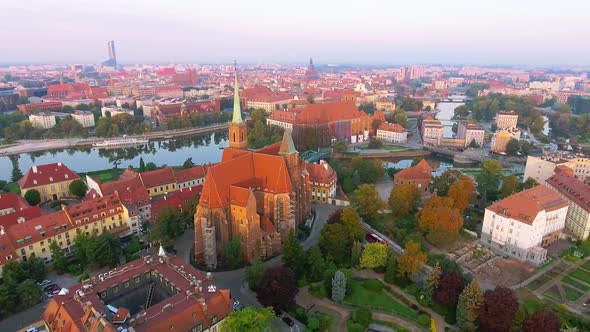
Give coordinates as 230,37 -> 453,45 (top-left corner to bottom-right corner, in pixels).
2,0 -> 589,65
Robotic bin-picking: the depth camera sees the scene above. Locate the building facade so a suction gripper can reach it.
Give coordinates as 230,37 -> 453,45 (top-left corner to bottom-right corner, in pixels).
457,121 -> 485,147
496,111 -> 519,130
480,185 -> 569,266
29,113 -> 56,129
376,122 -> 408,143
393,159 -> 432,195
523,155 -> 590,184
306,160 -> 337,203
546,172 -> 590,240
72,110 -> 96,127
18,163 -> 80,202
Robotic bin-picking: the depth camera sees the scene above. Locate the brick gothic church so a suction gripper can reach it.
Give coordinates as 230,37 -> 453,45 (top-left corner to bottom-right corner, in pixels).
194,66 -> 312,268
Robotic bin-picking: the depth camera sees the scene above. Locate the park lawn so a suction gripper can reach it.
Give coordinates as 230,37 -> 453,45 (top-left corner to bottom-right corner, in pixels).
582,260 -> 590,271
569,268 -> 590,285
543,289 -> 561,302
80,169 -> 123,183
562,276 -> 590,292
564,285 -> 584,302
345,279 -> 419,321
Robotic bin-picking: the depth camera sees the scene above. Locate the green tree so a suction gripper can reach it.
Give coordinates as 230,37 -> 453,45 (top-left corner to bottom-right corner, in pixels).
339,208 -> 365,241
350,240 -> 362,268
384,254 -> 398,284
145,162 -> 157,171
182,157 -> 194,169
388,183 -> 420,217
282,230 -> 306,279
245,258 -> 265,291
221,306 -> 274,332
431,169 -> 464,196
393,109 -> 408,128
124,235 -> 142,261
398,240 -> 427,279
360,242 -> 388,269
69,179 -> 87,198
454,105 -> 469,119
332,140 -> 348,153
331,270 -> 346,302
10,157 -> 23,182
307,245 -> 325,282
224,235 -> 243,269
456,279 -> 484,332
17,279 -> 42,307
151,207 -> 185,243
319,223 -> 350,266
95,233 -> 121,268
351,184 -> 385,222
24,189 -> 41,206
475,160 -> 502,202
0,281 -> 17,316
505,138 -> 521,156
520,177 -> 539,191
50,241 -> 68,274
139,157 -> 146,172
501,175 -> 519,198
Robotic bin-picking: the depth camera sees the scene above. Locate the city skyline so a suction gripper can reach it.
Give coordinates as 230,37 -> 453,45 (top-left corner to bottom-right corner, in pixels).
2,0 -> 590,66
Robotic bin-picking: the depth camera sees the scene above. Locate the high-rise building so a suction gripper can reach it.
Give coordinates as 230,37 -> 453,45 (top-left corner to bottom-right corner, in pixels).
102,40 -> 118,68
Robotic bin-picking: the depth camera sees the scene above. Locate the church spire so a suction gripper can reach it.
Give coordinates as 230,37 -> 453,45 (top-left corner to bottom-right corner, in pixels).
279,129 -> 297,155
232,61 -> 243,124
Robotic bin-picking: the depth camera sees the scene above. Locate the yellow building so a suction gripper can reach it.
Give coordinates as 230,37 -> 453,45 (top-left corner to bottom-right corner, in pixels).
18,163 -> 80,203
137,167 -> 179,197
6,193 -> 133,265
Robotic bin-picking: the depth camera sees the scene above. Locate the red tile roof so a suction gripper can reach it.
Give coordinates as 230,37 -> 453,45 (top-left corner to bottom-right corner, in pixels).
151,195 -> 184,221
296,101 -> 367,124
378,122 -> 407,133
394,159 -> 432,181
139,167 -> 177,188
306,161 -> 337,185
18,162 -> 80,189
0,192 -> 30,212
100,176 -> 150,209
7,210 -> 70,249
486,185 -> 569,225
174,165 -> 208,184
546,172 -> 590,213
0,205 -> 42,229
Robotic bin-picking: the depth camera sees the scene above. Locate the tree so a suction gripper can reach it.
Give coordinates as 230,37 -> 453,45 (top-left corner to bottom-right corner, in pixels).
475,160 -> 502,202
418,196 -> 463,241
447,176 -> 475,213
145,162 -> 157,171
94,233 -> 121,268
456,279 -> 483,332
454,105 -> 469,119
423,262 -> 442,303
501,175 -> 519,198
224,235 -> 243,269
468,139 -> 480,149
139,157 -> 146,172
505,138 -> 521,156
24,189 -> 41,206
331,270 -> 346,303
257,266 -> 298,310
182,157 -> 194,169
360,242 -> 388,269
383,254 -> 398,284
0,281 -> 17,316
397,240 -> 427,278
431,169 -> 464,196
10,157 -> 23,183
17,279 -> 42,308
245,258 -> 265,291
393,110 -> 408,128
351,184 -> 385,222
151,207 -> 185,243
522,310 -> 560,332
307,245 -> 325,282
477,287 -> 518,332
520,177 -> 538,191
69,179 -> 87,198
350,240 -> 362,268
339,208 -> 365,241
50,241 -> 68,274
221,306 -> 274,332
434,270 -> 465,309
388,183 -> 420,217
282,230 -> 306,279
319,223 -> 351,266
332,140 -> 348,153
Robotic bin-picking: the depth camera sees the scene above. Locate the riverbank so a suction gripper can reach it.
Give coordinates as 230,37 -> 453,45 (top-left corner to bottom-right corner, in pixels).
0,123 -> 229,156
333,150 -> 430,159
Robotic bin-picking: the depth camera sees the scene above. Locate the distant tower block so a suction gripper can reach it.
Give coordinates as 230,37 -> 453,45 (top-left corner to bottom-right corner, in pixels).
102,40 -> 118,68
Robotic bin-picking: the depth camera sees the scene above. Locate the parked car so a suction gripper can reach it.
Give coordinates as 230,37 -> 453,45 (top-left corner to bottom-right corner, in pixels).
232,299 -> 244,311
282,317 -> 294,327
37,280 -> 52,287
274,309 -> 282,318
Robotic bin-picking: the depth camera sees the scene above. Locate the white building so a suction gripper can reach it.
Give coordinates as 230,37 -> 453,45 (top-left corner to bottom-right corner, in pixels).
523,155 -> 590,184
480,185 -> 569,265
421,116 -> 444,147
29,113 -> 56,129
72,110 -> 95,128
101,106 -> 134,118
376,122 -> 408,143
546,172 -> 590,240
457,121 -> 485,147
496,111 -> 519,130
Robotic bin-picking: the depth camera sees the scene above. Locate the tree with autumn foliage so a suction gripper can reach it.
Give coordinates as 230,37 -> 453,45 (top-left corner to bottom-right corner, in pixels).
351,184 -> 385,222
418,195 -> 464,242
447,176 -> 475,213
477,287 -> 518,332
522,310 -> 560,332
256,265 -> 298,311
397,240 -> 427,279
431,169 -> 464,196
388,183 -> 420,217
360,242 -> 388,269
434,270 -> 465,309
422,262 -> 442,304
456,279 -> 483,332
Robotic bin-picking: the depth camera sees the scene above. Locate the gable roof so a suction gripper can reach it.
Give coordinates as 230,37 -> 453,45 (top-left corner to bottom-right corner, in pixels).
546,172 -> 590,213
0,192 -> 30,211
18,162 -> 80,189
486,185 -> 569,225
394,159 -> 432,181
139,167 -> 177,188
174,165 -> 208,183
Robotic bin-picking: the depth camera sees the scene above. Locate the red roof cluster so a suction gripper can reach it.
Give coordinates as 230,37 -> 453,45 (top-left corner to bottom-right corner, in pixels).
306,161 -> 337,185
394,159 -> 432,181
0,192 -> 30,212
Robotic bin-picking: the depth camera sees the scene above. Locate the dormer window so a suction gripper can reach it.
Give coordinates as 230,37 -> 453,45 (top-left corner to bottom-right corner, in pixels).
49,177 -> 53,182
65,174 -> 69,179
33,180 -> 38,185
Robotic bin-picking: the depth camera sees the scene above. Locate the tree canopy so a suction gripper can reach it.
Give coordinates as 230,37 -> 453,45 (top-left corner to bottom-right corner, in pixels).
360,242 -> 388,269
221,307 -> 274,332
351,184 -> 385,222
388,183 -> 420,217
397,240 -> 427,278
256,265 -> 298,311
24,189 -> 40,206
477,287 -> 518,332
69,179 -> 88,198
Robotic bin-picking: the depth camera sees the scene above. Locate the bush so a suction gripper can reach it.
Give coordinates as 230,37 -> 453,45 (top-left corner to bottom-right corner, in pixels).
444,308 -> 457,324
362,279 -> 384,292
417,314 -> 430,327
354,307 -> 372,328
309,282 -> 328,299
347,321 -> 364,332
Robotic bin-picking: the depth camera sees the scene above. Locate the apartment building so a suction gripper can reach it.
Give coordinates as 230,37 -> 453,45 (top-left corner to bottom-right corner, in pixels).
29,113 -> 56,129
546,172 -> 590,240
18,163 -> 80,203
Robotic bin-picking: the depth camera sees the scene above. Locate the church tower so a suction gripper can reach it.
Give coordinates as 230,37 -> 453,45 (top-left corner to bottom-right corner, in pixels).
228,62 -> 248,149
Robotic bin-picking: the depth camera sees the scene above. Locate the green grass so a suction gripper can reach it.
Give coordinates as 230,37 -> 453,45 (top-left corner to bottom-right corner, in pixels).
564,285 -> 584,302
582,260 -> 590,271
80,169 -> 124,183
543,289 -> 562,302
345,279 -> 419,321
569,268 -> 590,284
562,276 -> 590,292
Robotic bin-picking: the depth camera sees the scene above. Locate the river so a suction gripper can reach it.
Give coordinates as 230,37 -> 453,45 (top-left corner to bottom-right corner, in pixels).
436,101 -> 464,137
0,132 -> 229,182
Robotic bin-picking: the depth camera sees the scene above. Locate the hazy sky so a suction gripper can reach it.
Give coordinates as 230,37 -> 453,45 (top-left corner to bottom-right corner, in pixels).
2,0 -> 589,65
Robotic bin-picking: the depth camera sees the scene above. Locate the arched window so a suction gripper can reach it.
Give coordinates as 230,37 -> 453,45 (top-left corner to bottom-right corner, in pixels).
233,132 -> 236,142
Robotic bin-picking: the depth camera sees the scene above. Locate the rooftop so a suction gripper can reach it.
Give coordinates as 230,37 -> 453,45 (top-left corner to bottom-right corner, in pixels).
18,162 -> 80,189
546,172 -> 590,213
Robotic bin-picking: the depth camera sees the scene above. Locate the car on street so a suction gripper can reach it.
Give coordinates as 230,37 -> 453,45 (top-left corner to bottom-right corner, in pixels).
282,317 -> 294,327
274,309 -> 282,318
